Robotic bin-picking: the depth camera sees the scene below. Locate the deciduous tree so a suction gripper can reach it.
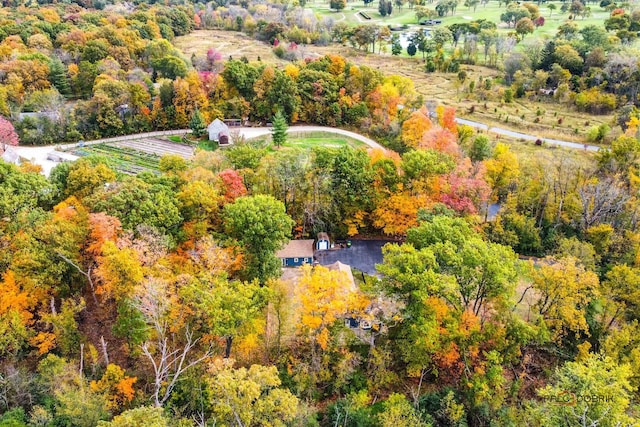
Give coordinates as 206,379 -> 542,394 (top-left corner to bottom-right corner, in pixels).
223,195 -> 294,283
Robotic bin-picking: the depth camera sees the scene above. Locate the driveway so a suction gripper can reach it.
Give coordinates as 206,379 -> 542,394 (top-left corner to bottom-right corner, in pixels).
315,239 -> 395,275
11,145 -> 78,176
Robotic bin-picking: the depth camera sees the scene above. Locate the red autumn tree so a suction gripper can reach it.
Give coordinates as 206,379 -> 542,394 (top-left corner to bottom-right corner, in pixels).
0,116 -> 19,155
420,128 -> 460,157
217,169 -> 247,203
440,159 -> 490,214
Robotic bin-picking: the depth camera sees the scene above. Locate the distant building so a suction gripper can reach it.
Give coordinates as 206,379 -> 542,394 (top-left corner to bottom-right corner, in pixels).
317,232 -> 330,251
17,111 -> 59,121
1,147 -> 19,165
276,239 -> 315,267
207,118 -> 230,144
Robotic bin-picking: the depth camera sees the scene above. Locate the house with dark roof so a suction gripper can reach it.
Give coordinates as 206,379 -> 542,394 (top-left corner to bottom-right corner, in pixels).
276,239 -> 314,267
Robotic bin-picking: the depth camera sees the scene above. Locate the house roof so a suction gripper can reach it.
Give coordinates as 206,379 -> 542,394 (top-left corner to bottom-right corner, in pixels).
276,239 -> 315,259
317,232 -> 329,241
326,261 -> 356,291
207,118 -> 229,132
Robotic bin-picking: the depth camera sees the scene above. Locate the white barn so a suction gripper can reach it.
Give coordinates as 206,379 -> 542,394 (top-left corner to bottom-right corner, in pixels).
207,119 -> 231,144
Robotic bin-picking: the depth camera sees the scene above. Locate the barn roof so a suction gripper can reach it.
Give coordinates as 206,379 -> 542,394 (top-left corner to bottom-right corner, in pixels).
276,239 -> 315,259
208,118 -> 229,132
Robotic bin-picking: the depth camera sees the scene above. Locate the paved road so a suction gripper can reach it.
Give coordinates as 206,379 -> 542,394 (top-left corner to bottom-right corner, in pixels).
455,118 -> 601,152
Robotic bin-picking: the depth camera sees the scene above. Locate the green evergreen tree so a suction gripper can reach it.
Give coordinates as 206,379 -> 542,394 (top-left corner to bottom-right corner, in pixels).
407,43 -> 417,56
379,0 -> 388,16
189,108 -> 207,138
391,33 -> 403,55
271,110 -> 288,148
49,57 -> 70,97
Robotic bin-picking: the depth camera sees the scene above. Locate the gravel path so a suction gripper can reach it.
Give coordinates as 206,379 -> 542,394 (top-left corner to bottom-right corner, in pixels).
455,118 -> 600,152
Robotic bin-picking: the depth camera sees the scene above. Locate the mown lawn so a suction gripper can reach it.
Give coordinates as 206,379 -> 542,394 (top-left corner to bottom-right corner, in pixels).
197,140 -> 218,151
248,131 -> 366,150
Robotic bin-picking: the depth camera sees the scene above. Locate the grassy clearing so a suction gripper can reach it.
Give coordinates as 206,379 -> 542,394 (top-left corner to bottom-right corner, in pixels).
247,131 -> 366,150
496,132 -> 598,163
174,30 -> 291,65
308,1 -> 614,38
197,140 -> 218,151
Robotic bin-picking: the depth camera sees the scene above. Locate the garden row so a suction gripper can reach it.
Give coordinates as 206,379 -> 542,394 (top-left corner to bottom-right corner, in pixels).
71,144 -> 161,174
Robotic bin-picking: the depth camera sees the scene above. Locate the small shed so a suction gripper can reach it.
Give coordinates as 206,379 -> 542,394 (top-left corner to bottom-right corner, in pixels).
218,130 -> 230,145
276,239 -> 315,267
317,232 -> 330,251
207,118 -> 230,142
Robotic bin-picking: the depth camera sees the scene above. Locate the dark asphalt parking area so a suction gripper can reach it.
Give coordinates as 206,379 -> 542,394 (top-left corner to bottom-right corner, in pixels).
315,240 -> 397,275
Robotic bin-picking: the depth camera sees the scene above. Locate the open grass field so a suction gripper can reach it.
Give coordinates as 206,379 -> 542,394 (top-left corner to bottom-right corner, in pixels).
246,130 -> 367,150
307,1 -> 615,37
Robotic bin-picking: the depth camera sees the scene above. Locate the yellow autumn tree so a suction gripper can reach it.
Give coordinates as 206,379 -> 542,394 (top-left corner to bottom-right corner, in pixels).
531,256 -> 600,340
90,364 -> 137,411
297,264 -> 368,351
484,142 -> 520,202
94,240 -> 144,301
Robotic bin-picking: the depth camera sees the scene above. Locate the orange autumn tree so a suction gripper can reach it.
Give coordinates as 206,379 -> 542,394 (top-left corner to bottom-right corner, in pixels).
436,105 -> 458,136
372,192 -> 426,236
90,363 -> 137,411
401,107 -> 433,148
420,128 -> 460,157
86,213 -> 122,259
0,270 -> 34,358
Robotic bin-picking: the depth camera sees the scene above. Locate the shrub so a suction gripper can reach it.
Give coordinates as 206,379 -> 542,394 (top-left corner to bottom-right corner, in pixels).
575,87 -> 617,114
586,123 -> 611,143
273,45 -> 285,58
504,88 -> 514,103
